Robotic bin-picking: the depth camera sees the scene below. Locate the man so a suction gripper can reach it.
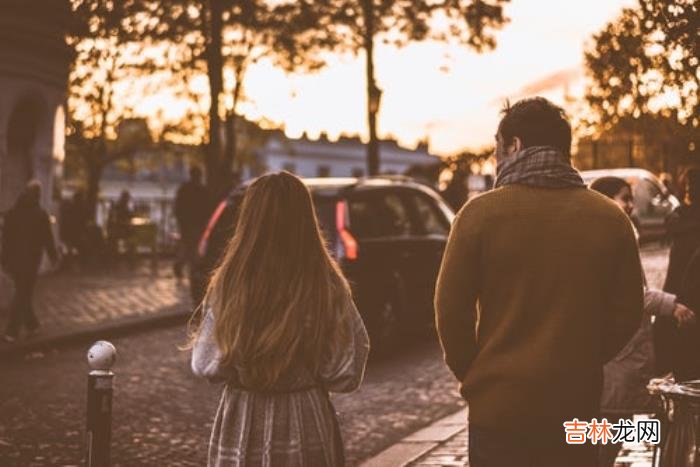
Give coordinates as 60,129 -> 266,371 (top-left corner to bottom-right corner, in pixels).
59,189 -> 88,261
663,167 -> 700,295
2,181 -> 58,342
435,97 -> 644,466
107,190 -> 134,256
174,166 -> 209,289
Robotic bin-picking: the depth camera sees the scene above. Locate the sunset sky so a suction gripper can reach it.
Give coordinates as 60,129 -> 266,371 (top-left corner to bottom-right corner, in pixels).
135,0 -> 638,157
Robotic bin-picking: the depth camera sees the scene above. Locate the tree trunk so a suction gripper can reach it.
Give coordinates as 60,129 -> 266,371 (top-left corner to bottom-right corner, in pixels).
362,0 -> 380,176
205,0 -> 224,195
224,112 -> 236,174
223,76 -> 243,175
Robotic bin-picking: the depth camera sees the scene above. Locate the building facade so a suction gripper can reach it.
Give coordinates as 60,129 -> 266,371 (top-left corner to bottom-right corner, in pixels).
246,131 -> 439,179
0,0 -> 72,304
0,0 -> 72,214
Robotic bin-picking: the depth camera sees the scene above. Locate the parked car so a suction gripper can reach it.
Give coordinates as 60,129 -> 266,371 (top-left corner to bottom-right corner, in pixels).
192,176 -> 455,347
581,168 -> 680,243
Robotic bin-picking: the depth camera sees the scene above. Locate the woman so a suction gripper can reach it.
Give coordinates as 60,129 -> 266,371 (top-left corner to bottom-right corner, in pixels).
190,172 -> 370,466
591,176 -> 695,466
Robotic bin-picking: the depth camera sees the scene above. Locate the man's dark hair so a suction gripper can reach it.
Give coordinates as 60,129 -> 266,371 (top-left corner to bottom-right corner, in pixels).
590,176 -> 631,199
497,97 -> 572,156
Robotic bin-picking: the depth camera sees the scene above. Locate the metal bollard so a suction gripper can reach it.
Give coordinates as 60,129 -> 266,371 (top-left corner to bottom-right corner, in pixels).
85,340 -> 117,467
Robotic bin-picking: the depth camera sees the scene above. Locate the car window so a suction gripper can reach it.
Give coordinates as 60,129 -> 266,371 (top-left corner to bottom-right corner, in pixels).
312,195 -> 337,245
349,192 -> 412,239
633,178 -> 662,218
408,192 -> 449,236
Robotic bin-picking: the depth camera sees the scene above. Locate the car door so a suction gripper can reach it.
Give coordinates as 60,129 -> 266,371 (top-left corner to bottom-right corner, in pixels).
632,177 -> 673,241
346,189 -> 414,337
403,189 -> 452,324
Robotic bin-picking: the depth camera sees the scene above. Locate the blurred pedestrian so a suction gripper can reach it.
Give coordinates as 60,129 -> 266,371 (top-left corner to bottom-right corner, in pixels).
190,172 -> 369,466
1,181 -> 58,342
107,190 -> 133,255
591,176 -> 696,467
59,189 -> 88,261
174,166 -> 209,280
674,247 -> 700,381
663,167 -> 700,295
434,97 -> 644,467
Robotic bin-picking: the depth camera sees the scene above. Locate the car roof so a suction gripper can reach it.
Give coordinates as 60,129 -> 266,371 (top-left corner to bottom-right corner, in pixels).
580,168 -> 657,182
232,175 -> 432,197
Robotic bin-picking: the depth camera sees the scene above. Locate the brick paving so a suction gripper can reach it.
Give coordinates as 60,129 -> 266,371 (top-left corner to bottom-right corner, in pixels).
0,259 -> 191,348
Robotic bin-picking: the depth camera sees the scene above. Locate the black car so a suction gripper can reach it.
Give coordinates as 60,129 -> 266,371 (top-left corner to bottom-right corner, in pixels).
192,176 -> 455,346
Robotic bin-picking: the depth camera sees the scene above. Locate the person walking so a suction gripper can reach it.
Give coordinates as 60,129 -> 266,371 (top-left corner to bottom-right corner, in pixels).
673,247 -> 700,381
174,166 -> 209,282
663,167 -> 700,295
434,97 -> 644,467
59,189 -> 88,263
190,172 -> 369,466
107,190 -> 134,256
1,181 -> 58,342
590,176 -> 696,466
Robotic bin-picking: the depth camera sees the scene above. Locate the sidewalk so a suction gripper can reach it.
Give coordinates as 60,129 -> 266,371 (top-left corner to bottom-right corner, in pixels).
361,410 -> 657,466
0,259 -> 192,357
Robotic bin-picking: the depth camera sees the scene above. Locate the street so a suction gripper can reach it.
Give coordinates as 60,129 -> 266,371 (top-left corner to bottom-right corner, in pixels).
0,246 -> 668,466
0,328 -> 464,466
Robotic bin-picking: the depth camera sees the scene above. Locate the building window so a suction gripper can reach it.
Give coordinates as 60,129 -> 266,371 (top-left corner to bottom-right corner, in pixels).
352,168 -> 364,178
282,162 -> 296,174
317,165 -> 330,177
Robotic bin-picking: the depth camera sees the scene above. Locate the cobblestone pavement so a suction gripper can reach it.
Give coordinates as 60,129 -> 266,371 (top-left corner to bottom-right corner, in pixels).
0,328 -> 464,466
0,259 -> 191,344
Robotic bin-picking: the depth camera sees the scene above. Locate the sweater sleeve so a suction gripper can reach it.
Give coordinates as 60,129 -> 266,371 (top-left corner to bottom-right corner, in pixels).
434,205 -> 480,382
319,292 -> 370,393
191,306 -> 226,383
602,217 -> 645,363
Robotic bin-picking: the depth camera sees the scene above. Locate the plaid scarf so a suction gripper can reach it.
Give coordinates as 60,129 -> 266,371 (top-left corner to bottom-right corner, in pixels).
494,146 -> 585,189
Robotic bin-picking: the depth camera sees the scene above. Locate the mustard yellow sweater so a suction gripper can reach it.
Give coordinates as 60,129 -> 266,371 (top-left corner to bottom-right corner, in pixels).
435,185 -> 644,430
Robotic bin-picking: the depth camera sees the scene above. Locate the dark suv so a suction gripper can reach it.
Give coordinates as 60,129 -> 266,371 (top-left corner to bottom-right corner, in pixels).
192,176 -> 455,346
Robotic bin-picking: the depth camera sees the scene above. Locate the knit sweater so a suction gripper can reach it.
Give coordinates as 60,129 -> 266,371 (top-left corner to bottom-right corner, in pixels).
435,185 -> 644,430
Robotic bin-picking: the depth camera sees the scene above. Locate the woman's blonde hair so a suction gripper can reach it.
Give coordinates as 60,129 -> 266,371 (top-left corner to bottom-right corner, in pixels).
195,171 -> 351,389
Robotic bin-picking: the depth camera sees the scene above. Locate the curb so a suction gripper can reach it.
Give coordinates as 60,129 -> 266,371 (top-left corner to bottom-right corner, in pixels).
0,304 -> 191,359
359,409 -> 468,467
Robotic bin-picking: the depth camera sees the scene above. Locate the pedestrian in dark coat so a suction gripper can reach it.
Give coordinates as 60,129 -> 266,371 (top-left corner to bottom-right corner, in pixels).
174,166 -> 209,281
663,167 -> 700,295
671,247 -> 700,381
2,181 -> 58,341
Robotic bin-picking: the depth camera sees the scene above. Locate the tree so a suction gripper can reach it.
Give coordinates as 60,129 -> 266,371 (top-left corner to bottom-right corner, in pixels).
583,1 -> 698,171
67,0 -> 156,220
319,0 -> 510,175
127,0 -> 338,196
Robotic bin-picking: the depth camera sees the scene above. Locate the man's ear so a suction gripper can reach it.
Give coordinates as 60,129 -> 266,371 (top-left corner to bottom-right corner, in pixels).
508,136 -> 522,155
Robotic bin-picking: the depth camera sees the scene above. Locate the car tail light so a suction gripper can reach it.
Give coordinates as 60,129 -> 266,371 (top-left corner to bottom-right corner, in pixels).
197,201 -> 228,258
335,200 -> 358,261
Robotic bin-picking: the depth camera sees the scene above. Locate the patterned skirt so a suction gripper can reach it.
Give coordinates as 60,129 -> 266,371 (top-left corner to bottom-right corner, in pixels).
207,384 -> 343,467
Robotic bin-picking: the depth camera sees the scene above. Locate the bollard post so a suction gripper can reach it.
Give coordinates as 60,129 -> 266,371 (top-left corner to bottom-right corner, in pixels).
85,340 -> 117,467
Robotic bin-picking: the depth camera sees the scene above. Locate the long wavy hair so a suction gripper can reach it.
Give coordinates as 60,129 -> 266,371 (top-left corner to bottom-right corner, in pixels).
197,171 -> 351,389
